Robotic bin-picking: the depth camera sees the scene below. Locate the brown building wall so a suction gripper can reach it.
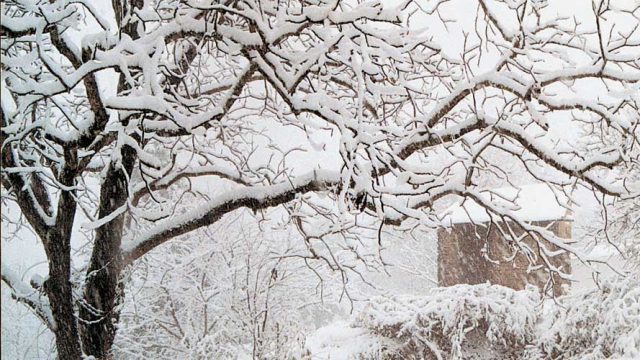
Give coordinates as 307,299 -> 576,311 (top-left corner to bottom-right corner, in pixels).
437,220 -> 572,296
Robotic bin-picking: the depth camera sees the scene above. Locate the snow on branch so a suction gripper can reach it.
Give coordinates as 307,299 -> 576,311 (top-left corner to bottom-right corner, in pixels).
121,170 -> 342,263
488,118 -> 626,196
1,264 -> 54,331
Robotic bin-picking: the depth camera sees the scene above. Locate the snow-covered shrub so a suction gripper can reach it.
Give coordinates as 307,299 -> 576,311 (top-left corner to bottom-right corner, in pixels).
535,274 -> 640,360
308,283 -> 540,360
305,320 -> 394,360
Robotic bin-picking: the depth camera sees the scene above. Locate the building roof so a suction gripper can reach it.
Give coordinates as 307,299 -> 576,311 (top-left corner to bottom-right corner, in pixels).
440,183 -> 571,226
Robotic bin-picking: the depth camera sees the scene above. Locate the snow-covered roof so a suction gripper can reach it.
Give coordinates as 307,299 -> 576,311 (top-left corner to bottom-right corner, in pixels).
441,184 -> 571,225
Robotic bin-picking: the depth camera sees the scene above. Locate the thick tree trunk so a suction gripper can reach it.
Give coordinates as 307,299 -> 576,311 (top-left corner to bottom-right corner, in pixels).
79,145 -> 136,359
45,232 -> 82,360
46,267 -> 83,360
45,149 -> 84,360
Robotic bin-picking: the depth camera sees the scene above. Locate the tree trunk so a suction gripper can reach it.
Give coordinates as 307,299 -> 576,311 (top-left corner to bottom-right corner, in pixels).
45,229 -> 83,360
46,269 -> 83,360
79,145 -> 136,359
45,149 -> 83,359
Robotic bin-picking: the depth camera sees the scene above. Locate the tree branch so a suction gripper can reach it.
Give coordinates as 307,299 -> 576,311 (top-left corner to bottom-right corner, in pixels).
121,170 -> 341,263
1,264 -> 54,331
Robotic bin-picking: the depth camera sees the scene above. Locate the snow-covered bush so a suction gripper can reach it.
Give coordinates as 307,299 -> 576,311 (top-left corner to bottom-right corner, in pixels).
305,320 -> 393,360
309,283 -> 540,359
535,274 -> 640,360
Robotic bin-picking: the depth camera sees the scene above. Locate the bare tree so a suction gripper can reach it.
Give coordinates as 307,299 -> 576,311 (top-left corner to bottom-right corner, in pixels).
1,0 -> 638,358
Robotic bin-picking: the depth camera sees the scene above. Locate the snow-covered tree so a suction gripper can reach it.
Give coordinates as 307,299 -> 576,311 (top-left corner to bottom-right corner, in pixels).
1,0 -> 638,358
113,209 -> 346,359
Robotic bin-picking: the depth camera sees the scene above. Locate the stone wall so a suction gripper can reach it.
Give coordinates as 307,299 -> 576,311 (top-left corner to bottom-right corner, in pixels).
437,221 -> 572,296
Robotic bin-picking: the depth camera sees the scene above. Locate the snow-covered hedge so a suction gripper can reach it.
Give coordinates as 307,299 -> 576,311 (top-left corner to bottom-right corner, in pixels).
307,277 -> 640,360
308,283 -> 540,359
534,275 -> 640,360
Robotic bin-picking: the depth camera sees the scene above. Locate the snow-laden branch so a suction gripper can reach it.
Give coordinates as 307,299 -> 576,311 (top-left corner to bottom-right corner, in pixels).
130,164 -> 253,205
487,118 -> 625,195
121,170 -> 341,263
1,264 -> 54,331
1,107 -> 56,236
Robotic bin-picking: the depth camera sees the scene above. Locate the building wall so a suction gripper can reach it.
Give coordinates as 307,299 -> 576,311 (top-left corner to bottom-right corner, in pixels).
437,221 -> 572,296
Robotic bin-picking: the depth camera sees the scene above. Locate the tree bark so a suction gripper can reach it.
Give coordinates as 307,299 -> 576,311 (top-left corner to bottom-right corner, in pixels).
79,145 -> 136,359
45,264 -> 82,360
45,149 -> 83,360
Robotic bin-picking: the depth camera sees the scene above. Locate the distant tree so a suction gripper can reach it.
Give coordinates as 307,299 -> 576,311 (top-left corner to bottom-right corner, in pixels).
1,0 -> 638,358
113,209 -> 346,359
